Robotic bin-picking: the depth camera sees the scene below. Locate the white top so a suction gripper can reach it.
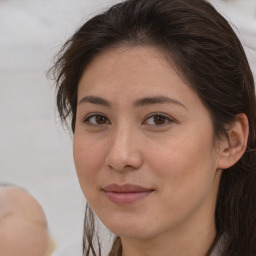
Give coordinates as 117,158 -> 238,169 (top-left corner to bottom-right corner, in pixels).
210,236 -> 225,256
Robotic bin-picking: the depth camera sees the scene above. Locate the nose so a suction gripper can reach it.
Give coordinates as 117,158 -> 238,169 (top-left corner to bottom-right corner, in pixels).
105,126 -> 143,172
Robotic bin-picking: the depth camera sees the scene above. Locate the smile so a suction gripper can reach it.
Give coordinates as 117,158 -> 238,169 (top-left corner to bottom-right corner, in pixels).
102,184 -> 154,204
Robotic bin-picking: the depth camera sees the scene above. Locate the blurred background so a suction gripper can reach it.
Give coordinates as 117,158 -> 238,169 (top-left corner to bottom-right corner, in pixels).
0,0 -> 255,254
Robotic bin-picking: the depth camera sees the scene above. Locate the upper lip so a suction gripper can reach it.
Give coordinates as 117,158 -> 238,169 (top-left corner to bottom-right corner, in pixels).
102,183 -> 154,193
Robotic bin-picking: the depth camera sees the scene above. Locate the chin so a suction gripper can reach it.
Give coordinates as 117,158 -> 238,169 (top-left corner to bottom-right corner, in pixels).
103,217 -> 157,241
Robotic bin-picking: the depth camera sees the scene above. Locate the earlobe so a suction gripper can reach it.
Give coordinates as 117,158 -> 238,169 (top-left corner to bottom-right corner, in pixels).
217,113 -> 249,170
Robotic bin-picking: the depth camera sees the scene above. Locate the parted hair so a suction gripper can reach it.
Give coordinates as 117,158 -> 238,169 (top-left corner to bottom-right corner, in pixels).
51,0 -> 256,255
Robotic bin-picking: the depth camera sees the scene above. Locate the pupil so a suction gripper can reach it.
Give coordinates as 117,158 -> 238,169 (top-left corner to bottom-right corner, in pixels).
96,115 -> 106,124
154,116 -> 165,125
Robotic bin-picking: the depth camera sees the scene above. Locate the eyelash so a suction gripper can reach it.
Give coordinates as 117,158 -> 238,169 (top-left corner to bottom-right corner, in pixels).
83,113 -> 174,127
143,113 -> 174,126
83,113 -> 110,126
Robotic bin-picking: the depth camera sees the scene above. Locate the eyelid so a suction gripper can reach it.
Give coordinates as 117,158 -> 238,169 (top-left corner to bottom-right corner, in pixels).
83,112 -> 110,126
81,112 -> 175,127
142,112 -> 175,126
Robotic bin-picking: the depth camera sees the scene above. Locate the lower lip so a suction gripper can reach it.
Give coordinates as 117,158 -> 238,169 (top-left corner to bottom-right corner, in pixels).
104,191 -> 153,204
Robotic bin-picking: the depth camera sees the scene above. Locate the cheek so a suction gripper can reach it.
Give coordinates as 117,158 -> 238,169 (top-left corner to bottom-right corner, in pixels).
73,134 -> 106,194
143,137 -> 218,230
146,129 -> 217,199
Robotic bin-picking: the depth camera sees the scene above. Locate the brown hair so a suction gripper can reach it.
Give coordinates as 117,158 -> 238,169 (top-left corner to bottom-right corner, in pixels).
51,0 -> 256,255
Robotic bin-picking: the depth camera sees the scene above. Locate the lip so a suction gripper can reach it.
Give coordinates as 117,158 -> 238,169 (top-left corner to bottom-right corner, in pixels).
102,184 -> 154,204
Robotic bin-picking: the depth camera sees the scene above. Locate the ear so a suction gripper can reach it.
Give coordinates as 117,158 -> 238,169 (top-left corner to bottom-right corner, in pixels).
217,113 -> 249,170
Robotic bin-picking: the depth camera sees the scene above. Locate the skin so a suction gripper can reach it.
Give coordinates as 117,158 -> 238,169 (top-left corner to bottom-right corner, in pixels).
0,186 -> 50,256
73,46 -> 247,256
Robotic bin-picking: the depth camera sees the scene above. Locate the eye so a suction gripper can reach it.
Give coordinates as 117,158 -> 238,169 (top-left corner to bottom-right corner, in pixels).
84,114 -> 110,126
143,113 -> 173,126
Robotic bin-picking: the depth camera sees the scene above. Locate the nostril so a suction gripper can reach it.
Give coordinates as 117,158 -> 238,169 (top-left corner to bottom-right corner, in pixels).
105,130 -> 143,171
105,150 -> 143,172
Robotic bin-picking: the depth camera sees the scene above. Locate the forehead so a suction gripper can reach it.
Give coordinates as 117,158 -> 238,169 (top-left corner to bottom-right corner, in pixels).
80,46 -> 170,87
79,46 -> 187,95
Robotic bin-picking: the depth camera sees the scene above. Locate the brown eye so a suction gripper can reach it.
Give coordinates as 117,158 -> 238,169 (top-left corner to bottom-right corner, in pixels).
143,114 -> 173,126
84,114 -> 110,125
153,115 -> 167,125
95,115 -> 107,124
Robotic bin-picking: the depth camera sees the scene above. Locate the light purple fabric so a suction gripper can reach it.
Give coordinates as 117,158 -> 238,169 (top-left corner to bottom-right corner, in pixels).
210,235 -> 225,256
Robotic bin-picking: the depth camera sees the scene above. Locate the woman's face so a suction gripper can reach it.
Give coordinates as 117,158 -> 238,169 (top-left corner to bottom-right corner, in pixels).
73,46 -> 223,240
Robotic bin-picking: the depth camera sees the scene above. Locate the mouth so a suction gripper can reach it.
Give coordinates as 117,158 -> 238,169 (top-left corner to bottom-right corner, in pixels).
102,184 -> 155,204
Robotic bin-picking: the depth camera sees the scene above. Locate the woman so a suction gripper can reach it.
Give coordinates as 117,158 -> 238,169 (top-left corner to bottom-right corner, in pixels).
51,0 -> 256,255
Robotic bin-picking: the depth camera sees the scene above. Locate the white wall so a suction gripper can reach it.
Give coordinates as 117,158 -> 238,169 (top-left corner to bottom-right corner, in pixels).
0,0 -> 120,252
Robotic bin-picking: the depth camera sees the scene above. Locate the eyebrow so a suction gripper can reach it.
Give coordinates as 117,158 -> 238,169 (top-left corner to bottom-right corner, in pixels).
78,95 -> 186,109
78,96 -> 111,107
133,96 -> 186,109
